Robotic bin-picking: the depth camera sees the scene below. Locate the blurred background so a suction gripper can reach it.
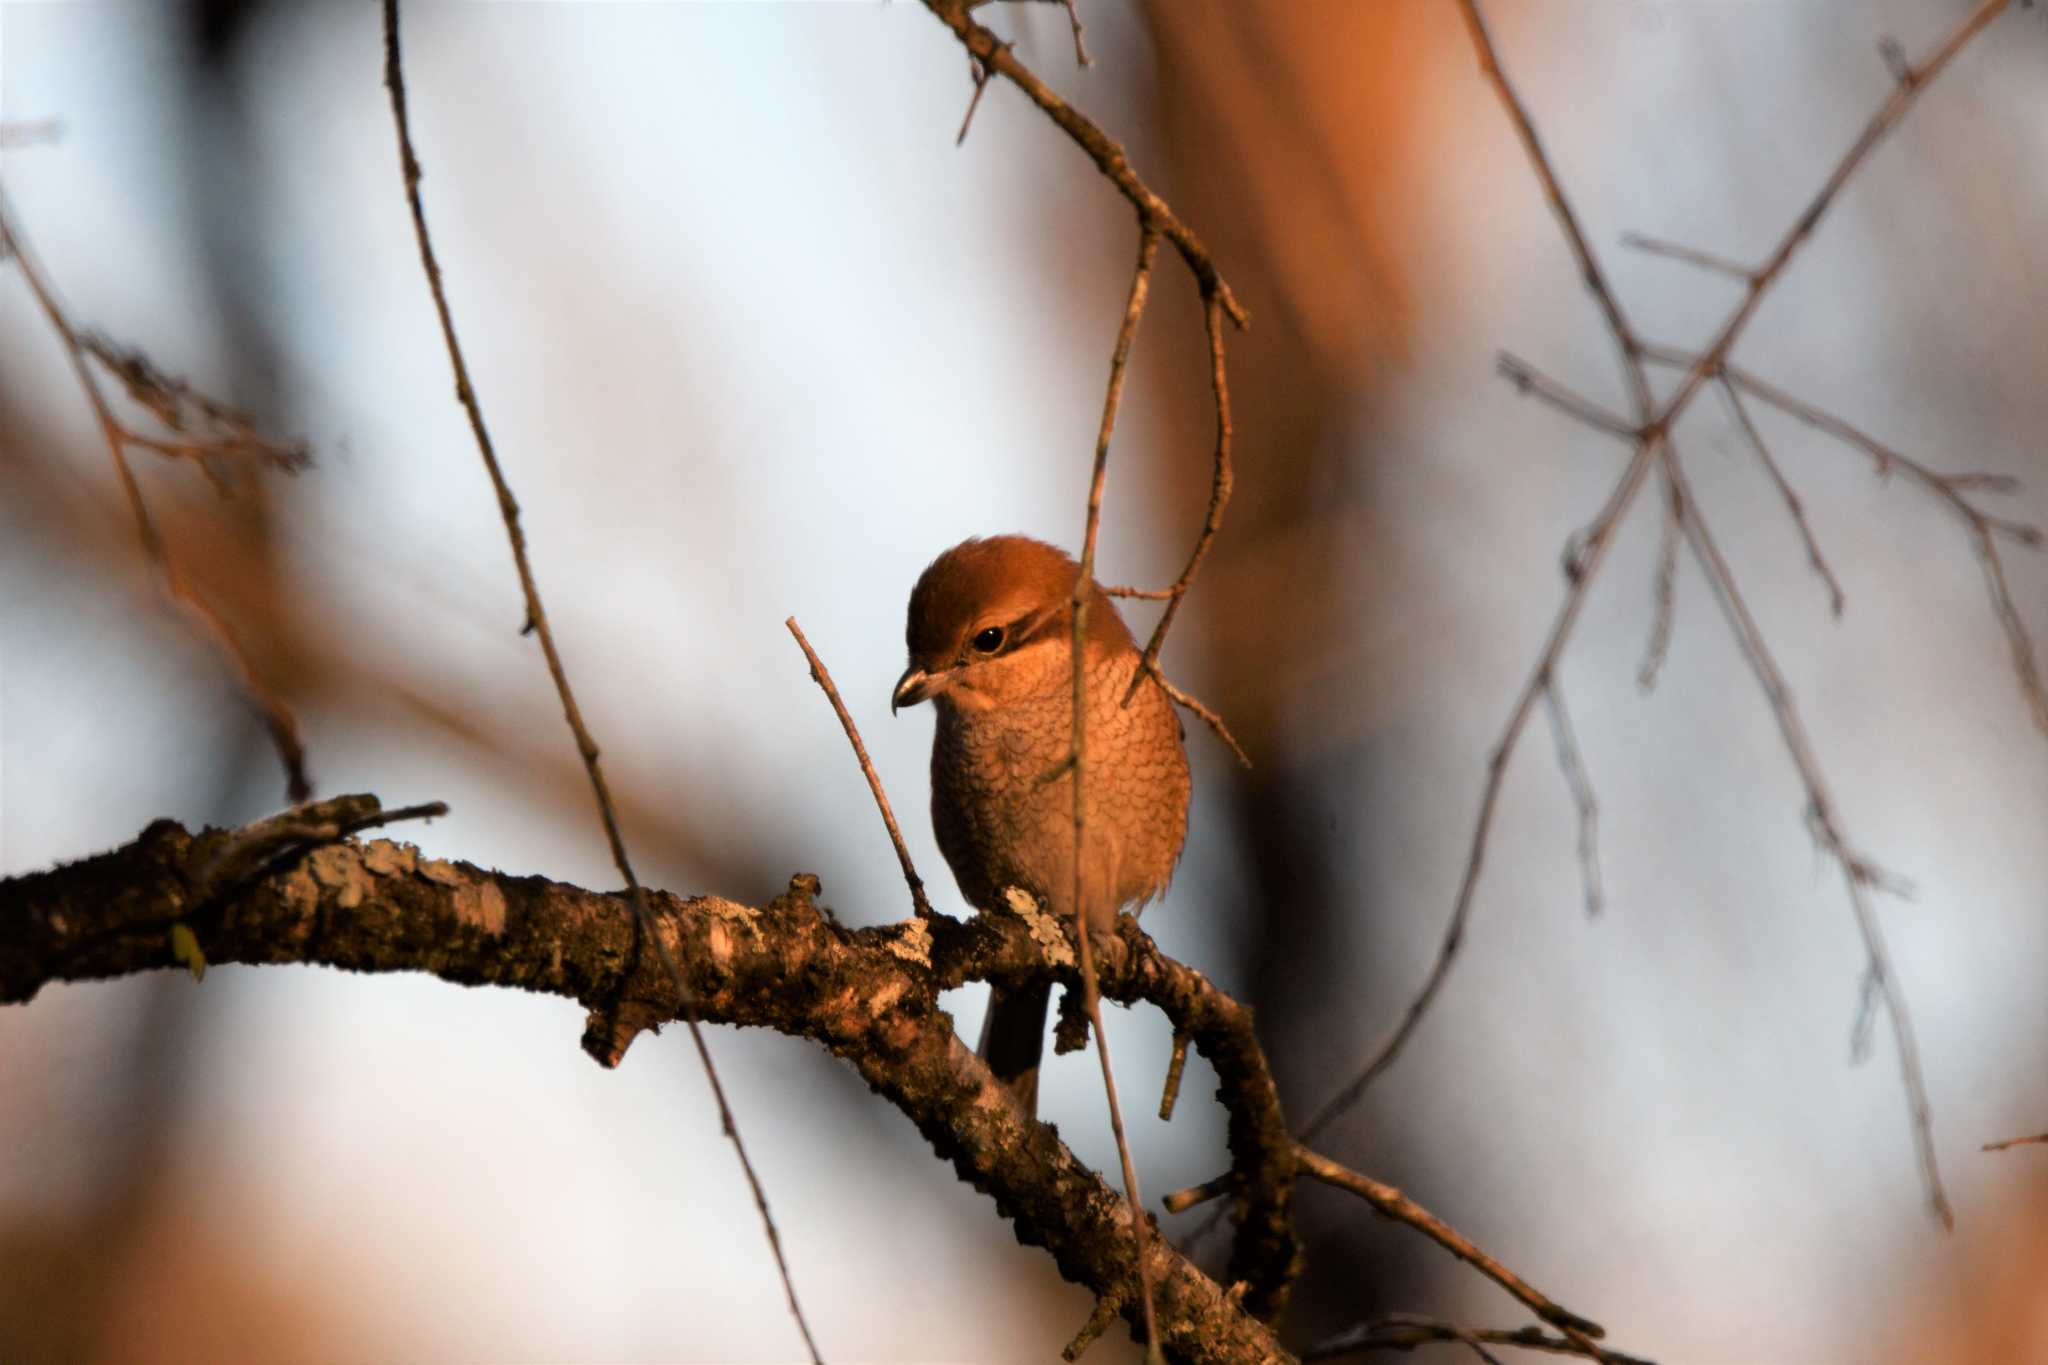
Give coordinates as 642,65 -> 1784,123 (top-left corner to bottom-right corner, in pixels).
3,1 -> 2045,1360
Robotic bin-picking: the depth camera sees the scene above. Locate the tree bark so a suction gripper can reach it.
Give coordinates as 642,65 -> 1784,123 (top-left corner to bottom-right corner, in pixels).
0,799 -> 1299,1364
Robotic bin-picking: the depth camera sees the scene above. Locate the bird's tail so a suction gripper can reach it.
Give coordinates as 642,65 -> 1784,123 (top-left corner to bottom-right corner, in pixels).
976,980 -> 1051,1117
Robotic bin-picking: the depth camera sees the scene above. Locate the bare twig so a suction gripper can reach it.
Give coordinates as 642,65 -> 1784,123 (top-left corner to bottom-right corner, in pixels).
1619,231 -> 1752,284
1486,352 -> 1674,691
1057,0 -> 1090,66
1982,1132 -> 2048,1153
1125,292 -> 1235,703
1295,1147 -> 1612,1359
966,0 -> 1089,66
1158,1029 -> 1192,1121
1305,1315 -> 1660,1365
1062,1292 -> 1123,1362
786,618 -> 933,921
1643,345 -> 2046,733
1312,1316 -> 1509,1365
1456,2 -> 1654,419
1151,666 -> 1253,769
0,186 -> 312,803
1705,0 -> 2012,352
1850,965 -> 1882,1065
924,10 -> 1262,1307
924,0 -> 1246,702
195,793 -> 447,900
1497,354 -> 1642,443
76,332 -> 310,478
1003,0 -> 1090,68
1637,468 -> 1682,691
1162,1171 -> 1232,1216
1295,0 -> 1679,1141
1718,378 -> 1846,618
1298,438 -> 1660,1146
1540,680 -> 1603,917
379,4 -> 821,1356
1663,446 -> 1952,1227
1308,0 -> 2011,1184
924,0 -> 1245,327
1066,224 -> 1163,1358
1878,35 -> 1916,87
955,50 -> 997,146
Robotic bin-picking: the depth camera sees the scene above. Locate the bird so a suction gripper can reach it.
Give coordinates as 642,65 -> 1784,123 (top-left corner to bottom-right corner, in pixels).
892,534 -> 1191,1115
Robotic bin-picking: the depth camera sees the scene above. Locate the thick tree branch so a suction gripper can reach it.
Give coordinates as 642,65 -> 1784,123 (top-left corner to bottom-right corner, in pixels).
0,802 -> 1297,1363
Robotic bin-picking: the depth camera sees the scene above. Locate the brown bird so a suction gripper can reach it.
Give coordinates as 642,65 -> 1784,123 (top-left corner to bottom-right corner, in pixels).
893,535 -> 1191,1114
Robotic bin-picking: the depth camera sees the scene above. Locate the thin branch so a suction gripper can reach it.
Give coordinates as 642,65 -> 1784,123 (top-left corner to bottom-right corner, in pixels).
1162,1171 -> 1232,1217
1063,1292 -> 1124,1362
1313,1316 -> 1509,1365
378,4 -> 822,1356
924,0 -> 1245,327
1496,354 -> 1643,443
1638,350 -> 2036,545
1718,378 -> 1846,619
1296,439 -> 1660,1146
1850,964 -> 1882,1064
786,618 -> 933,920
1155,1130 -> 1652,1363
1126,291 -> 1235,703
955,50 -> 997,147
1637,468 -> 1682,691
1307,0 -> 2012,1154
1068,223 -> 1163,1358
1663,446 -> 1952,1228
1293,0 -> 1693,1152
1057,0 -> 1090,67
1638,0 -> 2012,440
1540,680 -> 1603,917
966,0 -> 1090,66
0,186 -> 311,803
924,0 -> 1246,701
1619,231 -> 1753,284
927,3 -> 1266,1301
1455,1 -> 1653,421
193,793 -> 447,902
1151,666 -> 1253,769
76,332 -> 310,477
1158,1030 -> 1192,1121
1643,345 -> 2046,733
1305,1316 -> 1659,1365
1295,1147 -> 1612,1360
1982,1133 -> 2048,1153
1878,35 -> 1916,87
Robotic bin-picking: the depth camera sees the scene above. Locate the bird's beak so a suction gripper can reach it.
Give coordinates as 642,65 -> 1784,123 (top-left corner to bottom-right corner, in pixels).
892,666 -> 936,713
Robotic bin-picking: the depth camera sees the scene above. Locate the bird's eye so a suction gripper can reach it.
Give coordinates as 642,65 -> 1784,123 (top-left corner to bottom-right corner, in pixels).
972,626 -> 1006,654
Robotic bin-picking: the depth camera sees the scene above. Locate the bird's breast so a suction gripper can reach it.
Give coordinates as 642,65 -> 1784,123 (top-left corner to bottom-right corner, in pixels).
929,650 -> 1190,929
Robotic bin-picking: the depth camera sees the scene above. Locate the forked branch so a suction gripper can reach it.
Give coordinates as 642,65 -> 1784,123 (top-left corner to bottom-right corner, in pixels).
1306,0 -> 2015,1227
0,184 -> 312,803
925,0 -> 1249,696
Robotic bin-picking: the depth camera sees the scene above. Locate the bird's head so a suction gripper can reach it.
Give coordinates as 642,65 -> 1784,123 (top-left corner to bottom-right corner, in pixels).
893,535 -> 1134,716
